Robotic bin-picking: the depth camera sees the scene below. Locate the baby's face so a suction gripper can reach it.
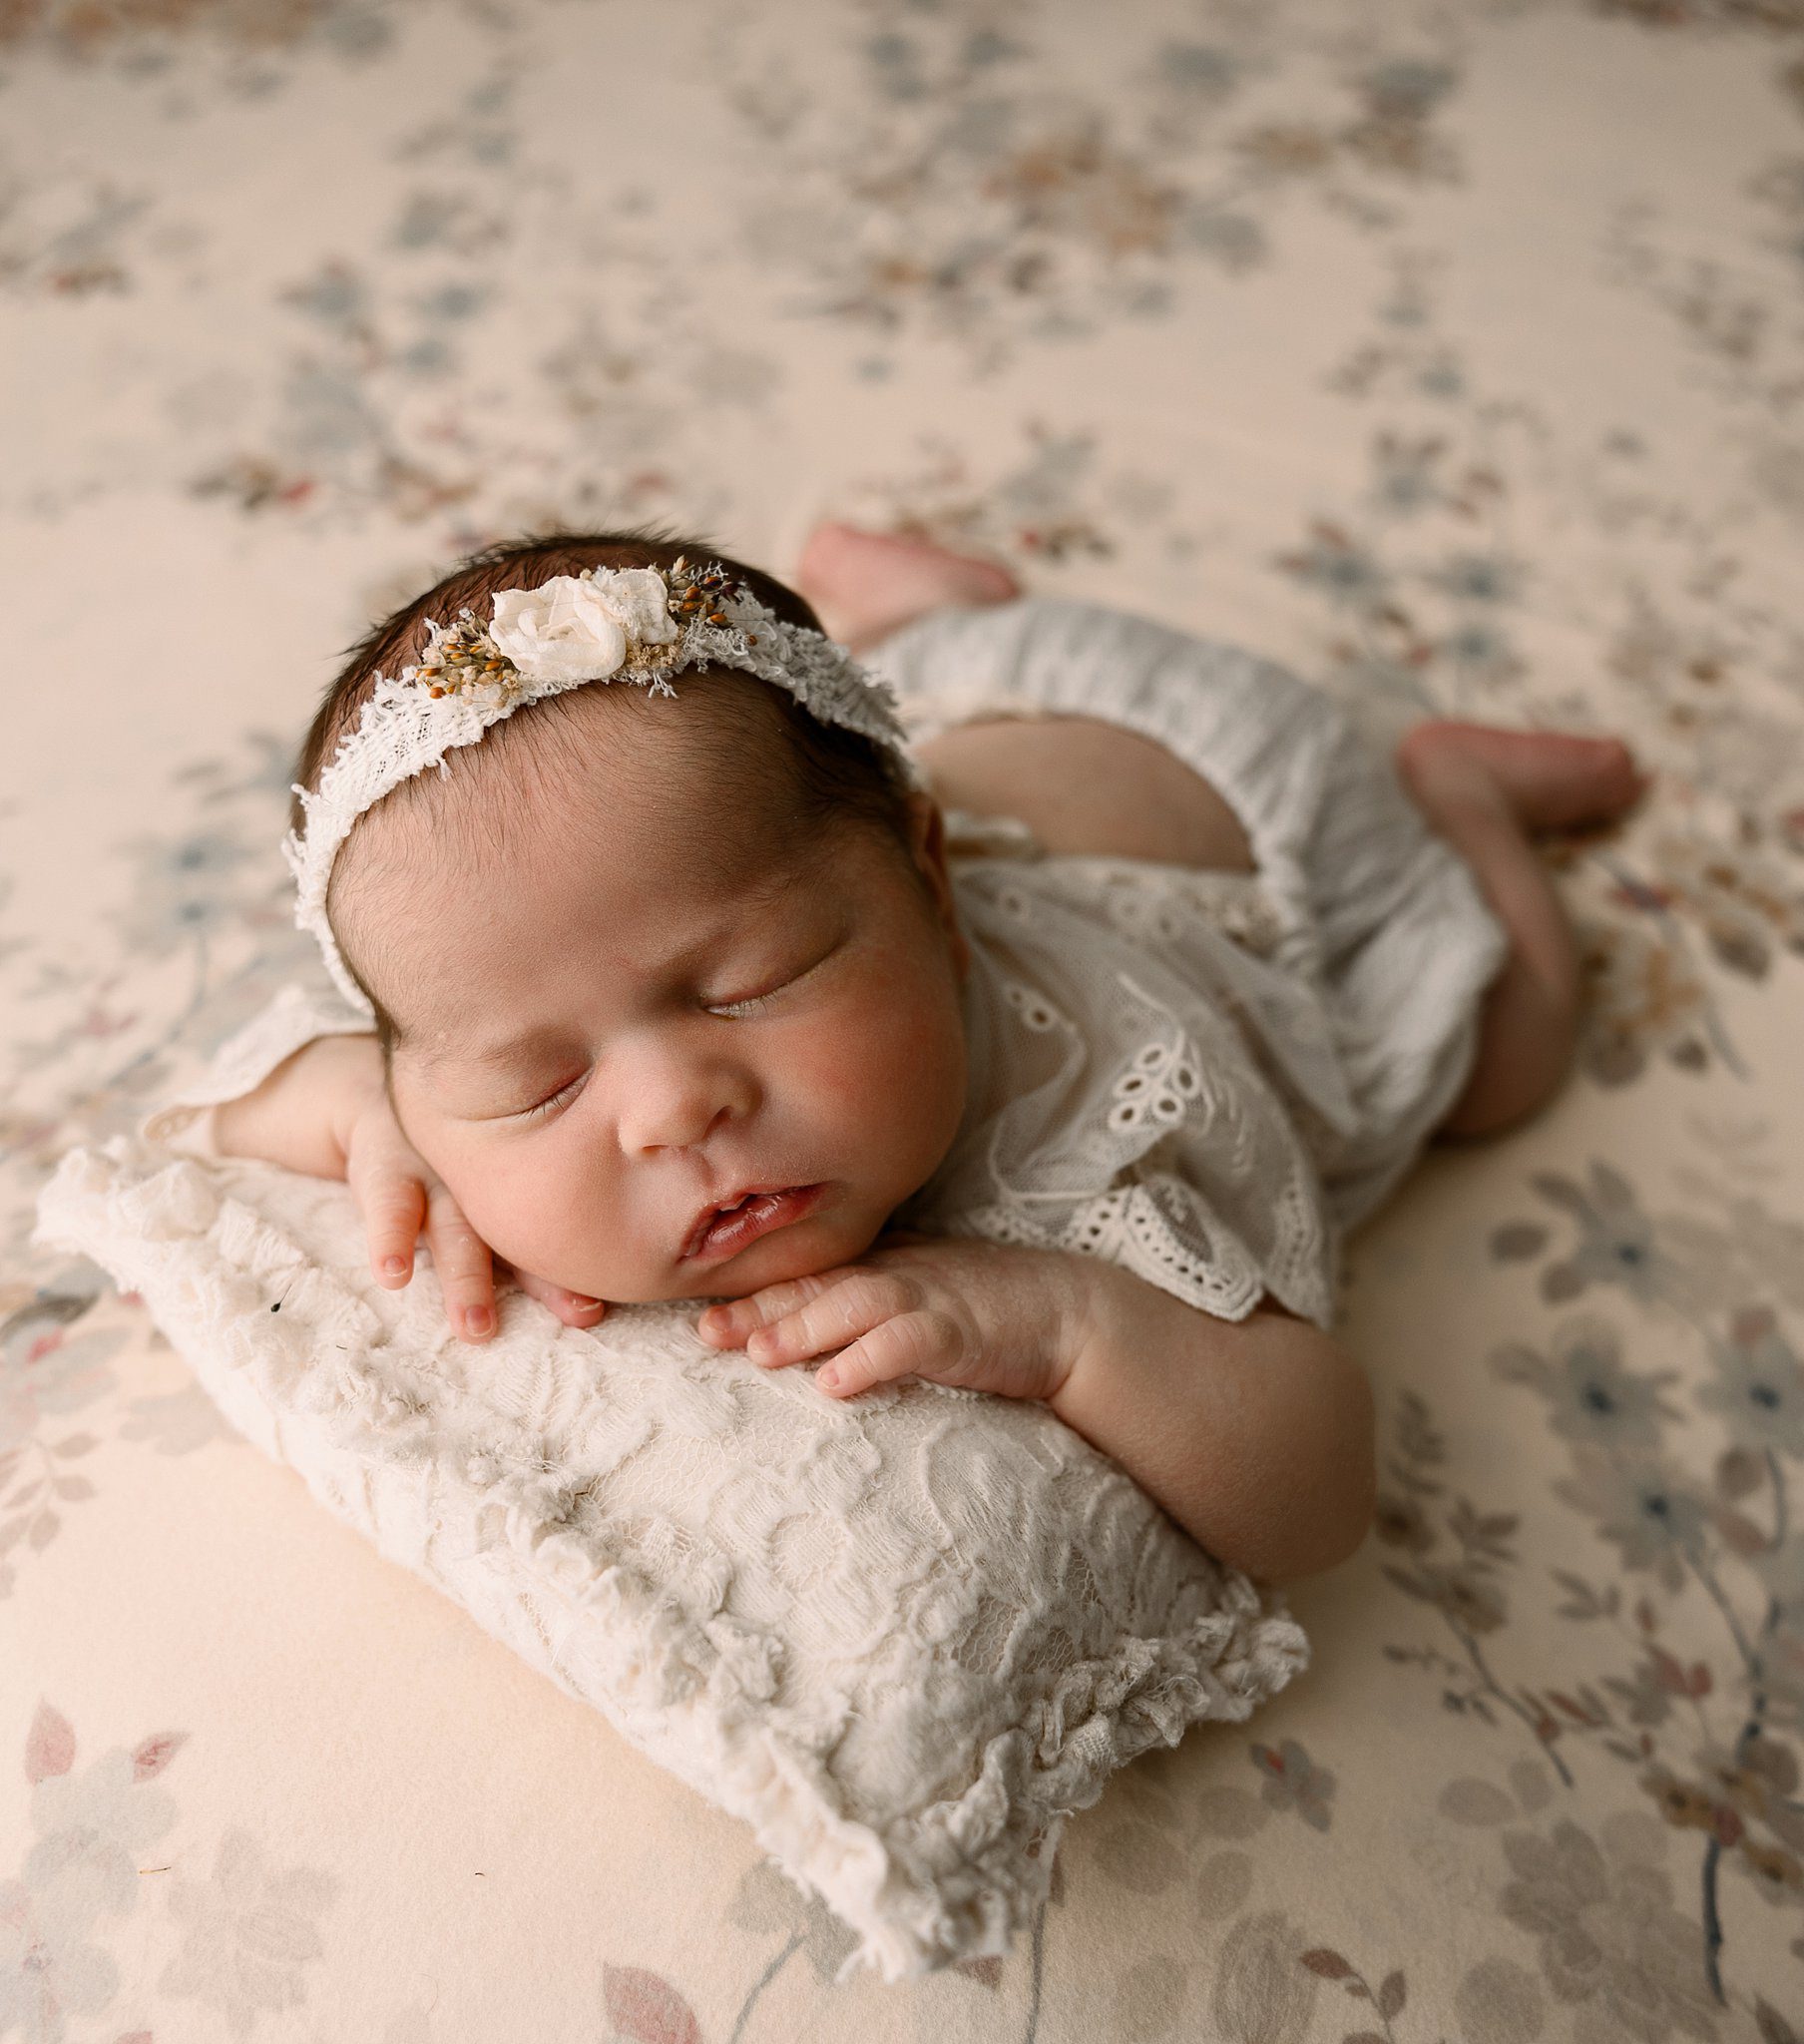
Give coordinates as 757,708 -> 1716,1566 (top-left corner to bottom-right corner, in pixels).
336,697 -> 972,1307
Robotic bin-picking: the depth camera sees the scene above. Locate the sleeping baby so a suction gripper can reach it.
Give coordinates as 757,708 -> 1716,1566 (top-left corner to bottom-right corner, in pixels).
147,521 -> 1647,1585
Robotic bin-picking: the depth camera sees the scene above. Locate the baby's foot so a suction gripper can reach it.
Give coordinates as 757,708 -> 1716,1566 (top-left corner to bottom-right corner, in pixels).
793,520 -> 1022,651
1396,720 -> 1650,832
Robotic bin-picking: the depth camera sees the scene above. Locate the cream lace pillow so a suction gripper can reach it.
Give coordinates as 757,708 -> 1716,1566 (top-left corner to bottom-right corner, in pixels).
34,1137 -> 1308,1984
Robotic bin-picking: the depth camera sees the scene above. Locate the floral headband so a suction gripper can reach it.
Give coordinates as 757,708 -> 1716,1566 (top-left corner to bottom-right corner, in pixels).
283,557 -> 926,1018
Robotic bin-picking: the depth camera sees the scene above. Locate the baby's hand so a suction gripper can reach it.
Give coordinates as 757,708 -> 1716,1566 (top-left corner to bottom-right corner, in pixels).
334,1058 -> 608,1343
694,1229 -> 1092,1403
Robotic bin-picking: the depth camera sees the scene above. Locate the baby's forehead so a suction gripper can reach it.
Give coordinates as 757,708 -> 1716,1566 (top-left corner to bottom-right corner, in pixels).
339,712 -> 841,955
534,666 -> 794,802
399,672 -> 799,848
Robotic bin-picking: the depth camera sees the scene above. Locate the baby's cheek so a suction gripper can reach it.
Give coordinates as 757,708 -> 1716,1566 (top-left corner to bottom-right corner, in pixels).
428,1152 -> 503,1249
788,1001 -> 911,1136
808,975 -> 966,1186
794,1013 -> 883,1109
432,1141 -> 579,1280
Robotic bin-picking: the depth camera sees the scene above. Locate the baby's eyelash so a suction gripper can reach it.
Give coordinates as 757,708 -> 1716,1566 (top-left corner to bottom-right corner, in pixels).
705,983 -> 785,1020
514,1073 -> 586,1126
705,945 -> 835,1019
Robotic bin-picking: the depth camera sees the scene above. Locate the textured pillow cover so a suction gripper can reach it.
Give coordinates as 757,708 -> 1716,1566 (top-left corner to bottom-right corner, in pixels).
33,1137 -> 1309,1984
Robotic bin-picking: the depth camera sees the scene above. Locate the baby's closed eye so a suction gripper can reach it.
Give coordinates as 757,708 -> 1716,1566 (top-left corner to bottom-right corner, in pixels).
514,1072 -> 589,1126
486,935 -> 849,1130
701,939 -> 837,1018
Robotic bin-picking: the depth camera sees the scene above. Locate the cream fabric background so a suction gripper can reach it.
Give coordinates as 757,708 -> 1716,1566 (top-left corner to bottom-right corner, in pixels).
4,3 -> 1804,2040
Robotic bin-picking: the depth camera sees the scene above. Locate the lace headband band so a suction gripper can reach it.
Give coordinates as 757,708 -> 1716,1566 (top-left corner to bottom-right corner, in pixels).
283,558 -> 926,1018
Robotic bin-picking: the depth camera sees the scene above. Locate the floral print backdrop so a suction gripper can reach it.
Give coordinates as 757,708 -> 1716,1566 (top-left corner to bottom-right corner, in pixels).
4,0 -> 1804,2038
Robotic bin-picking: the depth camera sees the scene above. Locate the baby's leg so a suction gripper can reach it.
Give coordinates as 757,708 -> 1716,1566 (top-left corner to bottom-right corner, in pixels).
792,521 -> 1021,650
1395,722 -> 1648,1140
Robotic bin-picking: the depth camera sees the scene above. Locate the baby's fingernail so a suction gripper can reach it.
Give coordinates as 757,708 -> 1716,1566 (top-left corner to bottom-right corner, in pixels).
381,1256 -> 407,1278
464,1304 -> 494,1338
748,1327 -> 775,1355
817,1365 -> 840,1391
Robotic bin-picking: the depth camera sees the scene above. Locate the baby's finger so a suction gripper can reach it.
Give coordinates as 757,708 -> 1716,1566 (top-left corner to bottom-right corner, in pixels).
345,1156 -> 427,1288
744,1270 -> 914,1368
505,1265 -> 608,1329
423,1181 -> 498,1342
697,1268 -> 847,1346
816,1311 -> 957,1398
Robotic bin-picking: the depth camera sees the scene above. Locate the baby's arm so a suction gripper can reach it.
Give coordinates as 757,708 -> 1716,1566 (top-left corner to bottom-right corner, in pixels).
700,1229 -> 1373,1585
212,1036 -> 499,1329
206,1034 -> 605,1341
1049,1264 -> 1376,1586
211,1034 -> 380,1181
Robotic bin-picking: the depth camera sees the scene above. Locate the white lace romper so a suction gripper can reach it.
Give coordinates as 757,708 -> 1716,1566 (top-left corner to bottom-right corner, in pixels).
873,597 -> 1512,1330
147,595 -> 1510,1335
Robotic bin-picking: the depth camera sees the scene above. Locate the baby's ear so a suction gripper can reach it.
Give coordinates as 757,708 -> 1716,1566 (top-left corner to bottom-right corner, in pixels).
905,783 -> 941,842
903,790 -> 969,974
903,786 -> 947,881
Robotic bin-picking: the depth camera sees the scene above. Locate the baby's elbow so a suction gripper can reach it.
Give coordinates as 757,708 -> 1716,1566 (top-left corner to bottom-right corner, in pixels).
1260,1332 -> 1377,1587
1321,1338 -> 1379,1572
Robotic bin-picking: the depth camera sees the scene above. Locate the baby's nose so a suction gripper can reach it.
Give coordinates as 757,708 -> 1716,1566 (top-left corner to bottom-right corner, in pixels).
620,1091 -> 736,1158
610,1035 -> 758,1156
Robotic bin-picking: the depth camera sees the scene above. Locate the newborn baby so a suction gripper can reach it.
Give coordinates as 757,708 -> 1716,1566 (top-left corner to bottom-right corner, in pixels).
154,522 -> 1646,1584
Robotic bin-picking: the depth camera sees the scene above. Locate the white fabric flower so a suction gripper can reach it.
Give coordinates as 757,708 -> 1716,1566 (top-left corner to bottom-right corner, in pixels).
487,569 -> 677,684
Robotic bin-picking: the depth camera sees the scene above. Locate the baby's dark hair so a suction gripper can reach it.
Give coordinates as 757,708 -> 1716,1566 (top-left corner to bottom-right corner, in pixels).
293,523 -> 918,851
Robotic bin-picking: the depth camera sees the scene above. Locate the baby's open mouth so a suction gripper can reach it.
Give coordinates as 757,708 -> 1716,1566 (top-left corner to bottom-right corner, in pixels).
682,1184 -> 826,1264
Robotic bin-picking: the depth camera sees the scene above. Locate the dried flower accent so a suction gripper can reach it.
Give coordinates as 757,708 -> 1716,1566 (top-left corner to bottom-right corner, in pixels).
415,609 -> 524,703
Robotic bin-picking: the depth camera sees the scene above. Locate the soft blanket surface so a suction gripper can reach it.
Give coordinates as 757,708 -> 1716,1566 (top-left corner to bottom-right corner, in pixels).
5,2 -> 1804,2038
